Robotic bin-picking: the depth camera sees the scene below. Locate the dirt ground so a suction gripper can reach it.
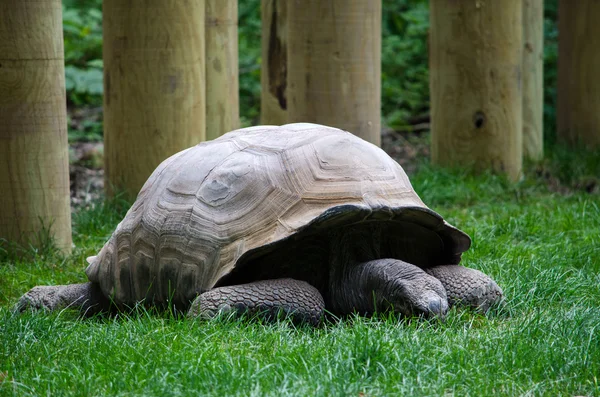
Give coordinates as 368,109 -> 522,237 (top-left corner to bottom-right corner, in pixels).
69,142 -> 104,209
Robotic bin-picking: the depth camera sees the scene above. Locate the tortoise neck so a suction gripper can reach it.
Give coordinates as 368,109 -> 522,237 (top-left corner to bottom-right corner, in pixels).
326,224 -> 383,314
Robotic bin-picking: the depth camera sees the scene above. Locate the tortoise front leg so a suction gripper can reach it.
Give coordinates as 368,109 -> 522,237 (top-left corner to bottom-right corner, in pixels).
15,282 -> 109,315
328,258 -> 449,318
188,278 -> 325,326
425,265 -> 503,311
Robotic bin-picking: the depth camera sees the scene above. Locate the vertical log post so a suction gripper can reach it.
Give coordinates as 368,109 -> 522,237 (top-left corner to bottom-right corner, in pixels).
557,0 -> 600,148
430,1 -> 523,180
260,0 -> 288,125
522,0 -> 544,160
287,0 -> 382,146
103,0 -> 206,198
206,0 -> 239,140
0,0 -> 72,252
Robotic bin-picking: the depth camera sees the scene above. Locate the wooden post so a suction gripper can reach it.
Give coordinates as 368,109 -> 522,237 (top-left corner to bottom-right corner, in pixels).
287,0 -> 382,146
557,0 -> 600,148
430,0 -> 523,180
0,0 -> 72,252
104,1 -> 206,198
206,0 -> 239,140
522,0 -> 544,160
260,0 -> 288,125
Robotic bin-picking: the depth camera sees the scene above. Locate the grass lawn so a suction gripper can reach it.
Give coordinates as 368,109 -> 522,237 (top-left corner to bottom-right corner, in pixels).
1,147 -> 599,396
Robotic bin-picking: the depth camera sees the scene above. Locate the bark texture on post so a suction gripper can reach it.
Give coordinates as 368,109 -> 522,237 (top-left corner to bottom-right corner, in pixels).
260,0 -> 288,125
0,0 -> 72,252
557,0 -> 600,148
522,0 -> 544,160
430,1 -> 523,180
206,0 -> 239,140
104,1 -> 206,198
287,0 -> 381,146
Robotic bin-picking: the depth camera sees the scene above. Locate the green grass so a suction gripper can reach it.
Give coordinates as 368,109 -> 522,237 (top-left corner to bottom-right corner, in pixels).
1,149 -> 599,396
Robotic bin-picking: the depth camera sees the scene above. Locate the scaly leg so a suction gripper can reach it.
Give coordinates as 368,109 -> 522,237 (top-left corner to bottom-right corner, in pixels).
425,265 -> 503,311
188,278 -> 325,326
328,258 -> 449,318
15,282 -> 109,315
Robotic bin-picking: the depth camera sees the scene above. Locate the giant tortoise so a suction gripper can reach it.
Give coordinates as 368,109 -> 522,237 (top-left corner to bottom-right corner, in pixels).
17,123 -> 502,325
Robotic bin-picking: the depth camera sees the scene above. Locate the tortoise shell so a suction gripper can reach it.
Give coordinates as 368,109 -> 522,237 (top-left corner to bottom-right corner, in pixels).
86,123 -> 470,305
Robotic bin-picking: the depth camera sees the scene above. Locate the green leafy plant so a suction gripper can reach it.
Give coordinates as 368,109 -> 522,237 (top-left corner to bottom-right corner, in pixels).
62,1 -> 103,106
381,0 -> 430,130
238,0 -> 262,126
543,0 -> 559,142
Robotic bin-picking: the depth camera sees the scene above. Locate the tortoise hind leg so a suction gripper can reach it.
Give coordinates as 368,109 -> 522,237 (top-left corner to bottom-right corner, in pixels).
187,278 -> 325,326
425,265 -> 503,312
15,282 -> 109,316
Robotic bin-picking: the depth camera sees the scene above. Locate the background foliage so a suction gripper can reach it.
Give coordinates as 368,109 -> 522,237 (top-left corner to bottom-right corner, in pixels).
62,0 -> 558,136
63,0 -> 103,106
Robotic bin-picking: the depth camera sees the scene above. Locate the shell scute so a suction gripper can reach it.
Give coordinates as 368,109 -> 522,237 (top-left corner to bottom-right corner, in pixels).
86,123 -> 470,305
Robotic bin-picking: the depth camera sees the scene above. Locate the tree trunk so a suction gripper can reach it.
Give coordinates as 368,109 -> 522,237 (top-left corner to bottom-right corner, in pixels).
0,0 -> 72,252
206,0 -> 239,140
430,1 -> 523,181
557,0 -> 600,148
260,0 -> 288,125
103,0 -> 206,198
287,0 -> 381,146
522,0 -> 544,160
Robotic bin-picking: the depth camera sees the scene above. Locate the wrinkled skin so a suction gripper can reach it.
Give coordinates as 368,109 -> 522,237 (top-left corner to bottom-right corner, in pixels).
16,258 -> 502,324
